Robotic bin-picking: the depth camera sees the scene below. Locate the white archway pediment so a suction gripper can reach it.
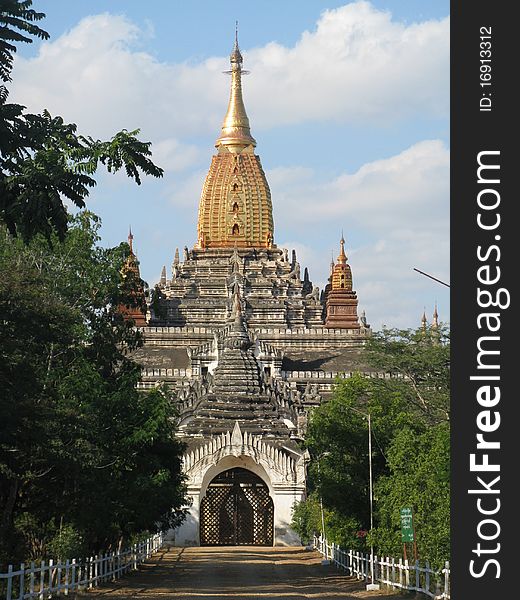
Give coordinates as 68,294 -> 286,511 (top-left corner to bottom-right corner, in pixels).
183,421 -> 306,487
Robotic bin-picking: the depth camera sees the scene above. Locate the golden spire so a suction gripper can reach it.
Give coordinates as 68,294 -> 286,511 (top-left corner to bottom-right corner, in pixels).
337,233 -> 347,264
196,29 -> 273,249
421,309 -> 427,331
432,303 -> 439,328
216,24 -> 256,150
331,235 -> 353,291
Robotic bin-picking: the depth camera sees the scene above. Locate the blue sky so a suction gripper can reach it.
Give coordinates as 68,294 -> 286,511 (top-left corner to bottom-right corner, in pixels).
12,1 -> 450,329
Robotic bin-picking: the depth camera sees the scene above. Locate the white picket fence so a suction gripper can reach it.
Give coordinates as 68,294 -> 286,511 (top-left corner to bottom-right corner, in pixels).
314,535 -> 450,600
0,533 -> 164,600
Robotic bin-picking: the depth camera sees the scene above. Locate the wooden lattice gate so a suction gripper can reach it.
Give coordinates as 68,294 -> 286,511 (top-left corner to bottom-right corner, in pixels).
200,468 -> 274,546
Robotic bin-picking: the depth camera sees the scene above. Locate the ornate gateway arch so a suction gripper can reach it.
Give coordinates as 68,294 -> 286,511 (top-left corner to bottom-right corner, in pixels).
174,408 -> 307,546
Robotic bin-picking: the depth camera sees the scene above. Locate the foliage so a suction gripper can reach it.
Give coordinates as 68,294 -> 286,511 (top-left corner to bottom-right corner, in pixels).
0,0 -> 48,84
370,423 -> 450,568
291,493 -> 365,550
0,2 -> 183,567
0,215 -> 187,566
0,1 -> 163,242
365,326 -> 450,423
294,326 -> 450,563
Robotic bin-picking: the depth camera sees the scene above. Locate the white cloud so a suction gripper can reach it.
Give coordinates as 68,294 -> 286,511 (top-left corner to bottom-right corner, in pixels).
270,139 -> 449,329
7,4 -> 449,329
246,2 -> 449,127
10,2 -> 448,141
270,139 -> 449,232
151,138 -> 201,173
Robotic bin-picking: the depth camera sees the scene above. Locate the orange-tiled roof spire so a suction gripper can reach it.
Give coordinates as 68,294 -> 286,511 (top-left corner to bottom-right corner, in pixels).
325,234 -> 360,329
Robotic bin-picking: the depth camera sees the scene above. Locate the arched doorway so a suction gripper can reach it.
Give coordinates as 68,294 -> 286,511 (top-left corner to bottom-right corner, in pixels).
200,467 -> 274,546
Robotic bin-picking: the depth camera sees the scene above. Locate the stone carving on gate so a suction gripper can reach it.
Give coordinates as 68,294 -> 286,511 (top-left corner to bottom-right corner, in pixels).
183,421 -> 305,486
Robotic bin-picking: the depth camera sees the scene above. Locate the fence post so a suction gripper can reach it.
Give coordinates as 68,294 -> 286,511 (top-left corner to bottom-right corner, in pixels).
425,560 -> 430,595
444,561 -> 450,599
415,559 -> 420,590
398,558 -> 403,589
88,557 -> 93,589
71,559 -> 76,592
17,562 -> 25,600
28,562 -> 35,600
38,561 -> 45,600
390,556 -> 395,588
404,559 -> 410,590
64,559 -> 70,595
77,560 -> 82,588
6,564 -> 13,600
48,560 -> 54,594
57,560 -> 62,595
348,549 -> 353,576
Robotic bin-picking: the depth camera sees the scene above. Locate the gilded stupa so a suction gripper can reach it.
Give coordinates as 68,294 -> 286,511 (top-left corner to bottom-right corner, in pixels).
129,32 -> 377,549
324,236 -> 360,329
197,32 -> 273,249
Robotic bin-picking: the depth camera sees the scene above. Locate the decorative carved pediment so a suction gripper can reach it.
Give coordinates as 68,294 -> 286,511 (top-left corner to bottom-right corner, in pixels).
183,421 -> 306,485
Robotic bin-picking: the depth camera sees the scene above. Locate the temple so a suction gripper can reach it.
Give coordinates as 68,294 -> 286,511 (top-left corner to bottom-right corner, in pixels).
127,34 -> 377,547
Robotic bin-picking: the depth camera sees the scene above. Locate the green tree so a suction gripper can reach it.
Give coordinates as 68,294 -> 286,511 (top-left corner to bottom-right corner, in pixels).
0,0 -> 163,242
292,326 -> 450,563
0,2 -> 186,566
372,423 -> 450,567
0,215 -> 187,565
365,326 -> 450,423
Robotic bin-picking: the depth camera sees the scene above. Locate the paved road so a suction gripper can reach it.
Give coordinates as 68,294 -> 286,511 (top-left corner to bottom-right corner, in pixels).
81,546 -> 399,600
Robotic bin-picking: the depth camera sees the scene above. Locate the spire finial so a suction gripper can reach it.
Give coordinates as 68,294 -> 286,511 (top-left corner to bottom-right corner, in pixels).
128,226 -> 134,253
216,25 -> 256,149
432,302 -> 439,328
337,233 -> 347,264
421,308 -> 427,331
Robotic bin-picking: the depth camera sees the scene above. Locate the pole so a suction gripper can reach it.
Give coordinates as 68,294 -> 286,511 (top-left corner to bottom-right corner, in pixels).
368,413 -> 375,585
317,460 -> 330,565
366,412 -> 380,591
412,511 -> 419,561
320,494 -> 327,560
